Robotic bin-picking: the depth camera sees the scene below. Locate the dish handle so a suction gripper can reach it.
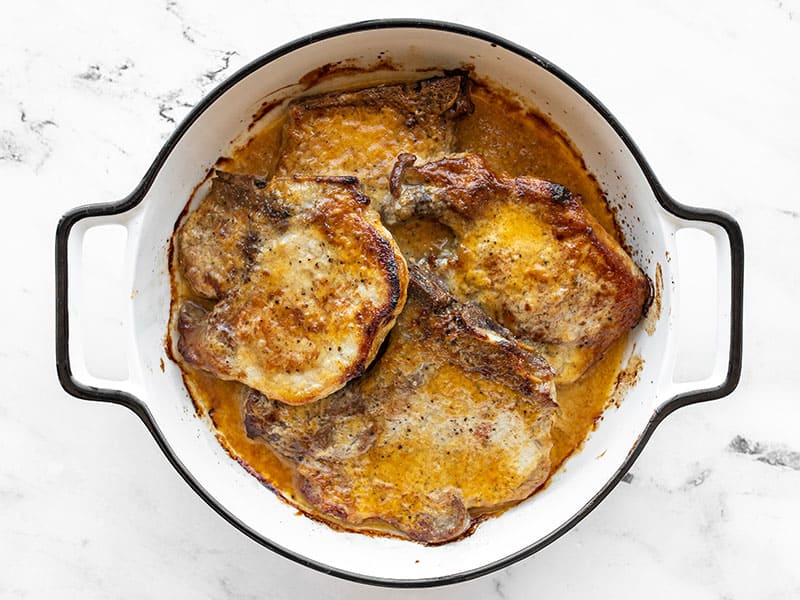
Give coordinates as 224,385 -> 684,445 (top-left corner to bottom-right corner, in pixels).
55,203 -> 142,407
660,200 -> 744,407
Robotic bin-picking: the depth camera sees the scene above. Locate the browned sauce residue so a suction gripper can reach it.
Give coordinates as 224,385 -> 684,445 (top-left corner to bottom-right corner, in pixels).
298,58 -> 399,89
167,75 -> 634,542
249,98 -> 286,130
645,262 -> 663,335
608,352 -> 644,409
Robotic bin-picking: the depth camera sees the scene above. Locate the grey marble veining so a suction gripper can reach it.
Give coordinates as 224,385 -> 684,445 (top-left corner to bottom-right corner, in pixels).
2,0 -> 799,598
729,435 -> 800,471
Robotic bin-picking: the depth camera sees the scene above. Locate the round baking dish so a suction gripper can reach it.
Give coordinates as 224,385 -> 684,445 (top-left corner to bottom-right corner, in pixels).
55,20 -> 743,587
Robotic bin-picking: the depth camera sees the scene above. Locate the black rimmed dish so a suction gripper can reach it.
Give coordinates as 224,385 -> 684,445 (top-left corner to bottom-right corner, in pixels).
56,20 -> 743,587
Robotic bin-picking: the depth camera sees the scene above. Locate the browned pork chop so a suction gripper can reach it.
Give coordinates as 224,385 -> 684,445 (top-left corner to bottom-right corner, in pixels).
383,153 -> 652,383
244,264 -> 557,543
176,173 -> 408,405
178,171 -> 276,300
275,73 -> 473,205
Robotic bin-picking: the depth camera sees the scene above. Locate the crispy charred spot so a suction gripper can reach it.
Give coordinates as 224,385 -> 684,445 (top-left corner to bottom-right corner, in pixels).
353,190 -> 371,206
259,196 -> 293,222
313,175 -> 359,186
547,181 -> 573,206
307,175 -> 371,205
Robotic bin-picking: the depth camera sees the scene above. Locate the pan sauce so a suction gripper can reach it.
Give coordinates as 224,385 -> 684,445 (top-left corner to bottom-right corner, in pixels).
170,79 -> 630,539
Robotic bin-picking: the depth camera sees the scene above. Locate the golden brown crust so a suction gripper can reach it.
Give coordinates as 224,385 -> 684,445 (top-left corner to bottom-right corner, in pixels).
275,74 -> 473,204
384,153 -> 652,383
244,264 -> 556,543
176,173 -> 408,405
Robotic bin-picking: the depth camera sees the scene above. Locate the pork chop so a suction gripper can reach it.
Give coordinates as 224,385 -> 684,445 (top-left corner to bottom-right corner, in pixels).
275,73 -> 473,206
176,173 -> 408,405
244,264 -> 557,543
178,171 -> 277,300
383,153 -> 652,383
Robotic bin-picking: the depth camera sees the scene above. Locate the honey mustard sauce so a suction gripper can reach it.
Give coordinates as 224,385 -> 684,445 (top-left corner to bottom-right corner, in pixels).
169,80 -> 628,537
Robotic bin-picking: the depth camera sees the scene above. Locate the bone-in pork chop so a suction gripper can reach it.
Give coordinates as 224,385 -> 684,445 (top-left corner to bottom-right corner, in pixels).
176,173 -> 408,405
244,264 -> 556,543
383,153 -> 651,383
275,73 -> 473,205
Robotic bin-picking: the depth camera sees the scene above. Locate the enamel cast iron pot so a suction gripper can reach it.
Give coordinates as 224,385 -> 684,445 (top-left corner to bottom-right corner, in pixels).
56,20 -> 744,587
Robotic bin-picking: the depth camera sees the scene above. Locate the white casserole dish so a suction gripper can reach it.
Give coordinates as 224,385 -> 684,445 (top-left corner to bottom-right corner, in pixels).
55,20 -> 743,587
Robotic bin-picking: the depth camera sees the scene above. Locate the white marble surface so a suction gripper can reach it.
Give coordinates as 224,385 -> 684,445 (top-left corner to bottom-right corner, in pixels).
2,0 -> 799,597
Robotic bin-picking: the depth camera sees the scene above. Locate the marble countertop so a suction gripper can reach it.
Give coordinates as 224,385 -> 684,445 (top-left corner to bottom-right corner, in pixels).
2,0 -> 799,597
